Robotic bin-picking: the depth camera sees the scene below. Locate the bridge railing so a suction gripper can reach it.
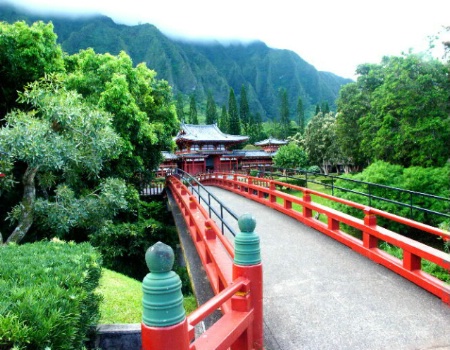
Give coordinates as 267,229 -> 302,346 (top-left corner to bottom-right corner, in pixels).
198,172 -> 450,305
169,168 -> 239,237
152,174 -> 263,350
252,165 -> 450,224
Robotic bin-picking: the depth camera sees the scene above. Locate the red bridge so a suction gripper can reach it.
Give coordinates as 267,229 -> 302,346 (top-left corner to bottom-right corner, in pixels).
142,172 -> 450,350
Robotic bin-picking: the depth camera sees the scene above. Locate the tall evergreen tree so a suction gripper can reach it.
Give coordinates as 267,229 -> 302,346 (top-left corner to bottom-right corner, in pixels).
279,88 -> 290,139
228,88 -> 240,135
205,91 -> 217,124
239,84 -> 250,134
321,101 -> 330,114
219,105 -> 229,133
315,104 -> 321,115
297,97 -> 305,134
189,94 -> 198,124
176,93 -> 185,122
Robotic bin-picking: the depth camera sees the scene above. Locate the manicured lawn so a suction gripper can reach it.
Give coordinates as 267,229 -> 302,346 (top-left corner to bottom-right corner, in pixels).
98,268 -> 197,324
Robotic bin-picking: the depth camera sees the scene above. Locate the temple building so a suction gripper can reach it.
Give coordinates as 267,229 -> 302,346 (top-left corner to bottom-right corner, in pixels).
158,124 -> 287,175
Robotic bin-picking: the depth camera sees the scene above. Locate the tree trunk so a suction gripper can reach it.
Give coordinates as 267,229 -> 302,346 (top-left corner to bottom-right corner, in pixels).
5,166 -> 39,244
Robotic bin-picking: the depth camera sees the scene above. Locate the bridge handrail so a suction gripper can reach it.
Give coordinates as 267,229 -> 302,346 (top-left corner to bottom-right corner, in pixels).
169,168 -> 239,237
199,172 -> 450,305
256,165 -> 450,222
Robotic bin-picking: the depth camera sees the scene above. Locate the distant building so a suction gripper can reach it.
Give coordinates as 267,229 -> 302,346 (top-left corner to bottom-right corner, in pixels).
158,124 -> 287,175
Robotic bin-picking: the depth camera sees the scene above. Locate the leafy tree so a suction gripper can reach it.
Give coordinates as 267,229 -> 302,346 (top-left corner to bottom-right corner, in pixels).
279,88 -> 290,139
296,97 -> 305,134
205,91 -> 217,124
189,94 -> 198,124
228,88 -> 240,135
175,93 -> 185,122
0,21 -> 65,119
240,85 -> 250,134
64,49 -> 179,186
336,83 -> 370,172
0,78 -> 125,244
315,104 -> 320,115
304,112 -> 341,174
273,143 -> 308,169
343,54 -> 450,168
219,104 -> 229,133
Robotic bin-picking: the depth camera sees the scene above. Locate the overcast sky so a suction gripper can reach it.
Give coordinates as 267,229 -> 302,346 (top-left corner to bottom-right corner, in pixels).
6,0 -> 450,80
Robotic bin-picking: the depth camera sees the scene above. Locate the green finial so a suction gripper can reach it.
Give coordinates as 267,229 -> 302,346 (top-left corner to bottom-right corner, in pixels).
142,242 -> 186,327
234,213 -> 261,265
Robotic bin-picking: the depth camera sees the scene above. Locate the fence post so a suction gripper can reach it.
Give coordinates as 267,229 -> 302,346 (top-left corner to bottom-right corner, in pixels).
232,214 -> 264,350
141,242 -> 189,350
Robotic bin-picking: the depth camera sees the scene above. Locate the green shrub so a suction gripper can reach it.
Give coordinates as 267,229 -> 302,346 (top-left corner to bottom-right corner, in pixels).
89,200 -> 182,281
281,177 -> 307,187
0,240 -> 102,350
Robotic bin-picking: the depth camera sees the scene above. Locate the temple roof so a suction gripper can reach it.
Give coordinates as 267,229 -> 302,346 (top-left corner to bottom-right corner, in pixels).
161,151 -> 178,160
254,137 -> 288,146
175,123 -> 249,143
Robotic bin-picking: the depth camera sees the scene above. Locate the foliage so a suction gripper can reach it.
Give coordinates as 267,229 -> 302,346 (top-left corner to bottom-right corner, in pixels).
0,20 -> 64,118
64,48 -> 179,187
0,240 -> 102,350
189,94 -> 198,124
279,88 -> 290,139
273,143 -> 308,170
205,91 -> 217,124
304,112 -> 341,174
89,199 -> 179,280
0,77 -> 124,244
338,54 -> 450,168
228,88 -> 240,135
333,161 -> 450,237
239,85 -> 250,134
218,105 -> 229,133
296,97 -> 305,134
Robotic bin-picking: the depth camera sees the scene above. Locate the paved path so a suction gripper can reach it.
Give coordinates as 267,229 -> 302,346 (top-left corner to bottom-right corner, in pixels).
205,186 -> 450,350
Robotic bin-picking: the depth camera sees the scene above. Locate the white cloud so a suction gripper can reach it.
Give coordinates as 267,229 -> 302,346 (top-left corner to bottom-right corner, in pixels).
6,0 -> 450,79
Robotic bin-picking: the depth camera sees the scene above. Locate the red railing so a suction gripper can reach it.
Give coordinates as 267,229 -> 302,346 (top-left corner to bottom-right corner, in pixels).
141,175 -> 263,350
198,172 -> 450,305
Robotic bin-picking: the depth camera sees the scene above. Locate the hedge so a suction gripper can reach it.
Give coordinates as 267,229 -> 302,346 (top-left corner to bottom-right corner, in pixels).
0,239 -> 102,350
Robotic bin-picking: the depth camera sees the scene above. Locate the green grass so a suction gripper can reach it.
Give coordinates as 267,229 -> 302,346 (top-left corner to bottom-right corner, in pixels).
98,268 -> 197,324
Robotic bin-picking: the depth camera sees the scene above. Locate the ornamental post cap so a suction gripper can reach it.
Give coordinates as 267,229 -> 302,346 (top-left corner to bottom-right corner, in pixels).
238,213 -> 256,233
145,241 -> 174,273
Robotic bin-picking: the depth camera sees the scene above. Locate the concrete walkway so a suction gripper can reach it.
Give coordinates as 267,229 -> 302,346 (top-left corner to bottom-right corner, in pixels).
205,186 -> 450,350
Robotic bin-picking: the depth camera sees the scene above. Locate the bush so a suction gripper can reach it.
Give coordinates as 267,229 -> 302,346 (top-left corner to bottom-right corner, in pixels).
89,200 -> 181,281
0,240 -> 102,350
282,177 -> 307,187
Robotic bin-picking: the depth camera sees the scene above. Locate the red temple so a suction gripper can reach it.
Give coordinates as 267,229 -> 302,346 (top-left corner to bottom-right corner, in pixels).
158,124 -> 287,175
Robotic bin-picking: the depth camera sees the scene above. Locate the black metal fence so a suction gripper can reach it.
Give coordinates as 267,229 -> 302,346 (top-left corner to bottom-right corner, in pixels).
254,165 -> 450,225
170,168 -> 239,237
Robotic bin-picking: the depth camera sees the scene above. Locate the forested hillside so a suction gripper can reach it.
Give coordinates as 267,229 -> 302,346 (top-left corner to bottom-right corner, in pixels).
0,2 -> 352,120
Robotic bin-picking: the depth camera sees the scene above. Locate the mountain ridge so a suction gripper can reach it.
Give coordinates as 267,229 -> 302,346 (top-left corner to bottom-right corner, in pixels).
0,2 -> 352,119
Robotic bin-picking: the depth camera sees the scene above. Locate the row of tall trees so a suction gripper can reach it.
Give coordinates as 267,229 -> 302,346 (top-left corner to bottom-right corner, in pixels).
176,85 -> 320,144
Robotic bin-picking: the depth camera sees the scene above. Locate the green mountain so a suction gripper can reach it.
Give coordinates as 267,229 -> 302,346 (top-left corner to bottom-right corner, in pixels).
0,2 -> 352,120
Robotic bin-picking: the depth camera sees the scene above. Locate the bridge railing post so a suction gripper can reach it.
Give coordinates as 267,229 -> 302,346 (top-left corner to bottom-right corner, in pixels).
232,214 -> 264,350
363,208 -> 378,249
141,242 -> 189,350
